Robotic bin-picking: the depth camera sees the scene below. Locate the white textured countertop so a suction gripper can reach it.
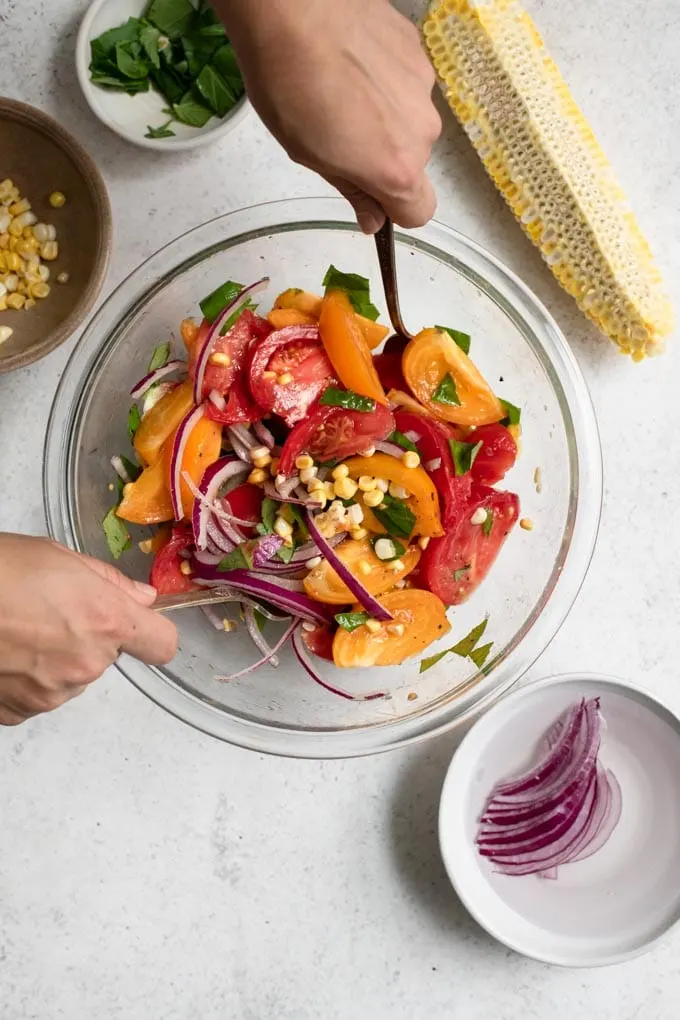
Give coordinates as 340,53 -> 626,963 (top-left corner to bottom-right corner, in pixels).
1,1 -> 679,1017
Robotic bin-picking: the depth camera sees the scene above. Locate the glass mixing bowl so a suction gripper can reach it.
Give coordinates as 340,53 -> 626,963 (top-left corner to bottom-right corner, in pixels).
44,197 -> 601,758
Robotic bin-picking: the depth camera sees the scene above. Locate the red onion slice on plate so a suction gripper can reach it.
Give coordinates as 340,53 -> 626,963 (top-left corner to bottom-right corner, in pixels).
305,513 -> 392,622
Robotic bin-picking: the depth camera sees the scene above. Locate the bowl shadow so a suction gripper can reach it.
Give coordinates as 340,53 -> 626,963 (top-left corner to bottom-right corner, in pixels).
389,730 -> 510,960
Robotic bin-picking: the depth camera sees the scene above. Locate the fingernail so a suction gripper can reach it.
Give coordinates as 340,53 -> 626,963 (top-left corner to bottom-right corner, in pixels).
133,581 -> 157,599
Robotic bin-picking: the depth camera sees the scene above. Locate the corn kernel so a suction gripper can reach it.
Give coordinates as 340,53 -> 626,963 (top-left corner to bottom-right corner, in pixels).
13,211 -> 36,230
209,351 -> 231,367
306,556 -> 322,569
32,223 -> 50,243
470,507 -> 488,526
40,241 -> 59,261
24,297 -> 36,310
49,191 -> 66,208
374,537 -> 397,561
274,516 -> 293,538
0,254 -> 5,273
248,468 -> 267,485
390,559 -> 405,572
277,372 -> 293,385
520,517 -> 535,531
347,503 -> 364,526
7,292 -> 26,310
365,619 -> 381,634
8,219 -> 24,237
358,559 -> 372,576
310,492 -> 327,509
387,623 -> 405,637
179,561 -> 193,576
295,454 -> 314,470
331,463 -> 349,480
358,475 -> 376,492
334,476 -> 358,500
307,476 -> 325,492
5,252 -> 23,273
30,282 -> 50,300
38,265 -> 50,282
417,536 -> 430,551
363,489 -> 384,508
0,234 -> 8,249
375,478 -> 389,492
7,236 -> 19,252
17,239 -> 39,258
0,325 -> 13,343
56,271 -> 69,285
252,455 -> 272,470
9,199 -> 31,217
389,482 -> 409,500
349,526 -> 368,541
4,274 -> 18,292
299,467 -> 317,484
360,445 -> 376,457
323,481 -> 336,501
222,619 -> 237,633
269,457 -> 280,475
0,296 -> 7,312
262,370 -> 277,380
402,450 -> 420,469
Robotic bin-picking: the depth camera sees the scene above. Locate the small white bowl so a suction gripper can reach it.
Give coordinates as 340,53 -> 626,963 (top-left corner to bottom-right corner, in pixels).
439,674 -> 680,967
76,0 -> 249,151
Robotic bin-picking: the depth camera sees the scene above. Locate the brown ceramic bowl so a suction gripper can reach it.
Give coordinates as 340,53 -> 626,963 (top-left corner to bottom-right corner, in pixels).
0,98 -> 112,372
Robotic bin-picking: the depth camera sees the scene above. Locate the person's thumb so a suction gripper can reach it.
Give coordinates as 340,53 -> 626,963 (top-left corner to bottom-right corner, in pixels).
79,554 -> 158,605
325,176 -> 386,235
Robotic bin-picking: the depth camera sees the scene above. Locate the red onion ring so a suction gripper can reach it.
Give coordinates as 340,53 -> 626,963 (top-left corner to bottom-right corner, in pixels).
243,604 -> 281,667
216,618 -> 299,682
130,360 -> 185,399
253,420 -> 276,449
305,513 -> 392,622
209,389 -> 226,411
374,440 -> 409,459
169,404 -> 205,520
291,627 -> 388,701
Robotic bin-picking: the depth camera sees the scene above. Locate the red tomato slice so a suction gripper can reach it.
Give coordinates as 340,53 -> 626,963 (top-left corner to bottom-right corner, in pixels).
149,525 -> 197,595
301,623 -> 336,662
420,486 -> 519,605
247,325 -> 336,427
205,373 -> 262,425
469,424 -> 518,486
222,483 -> 263,537
278,402 -> 395,476
394,410 -> 471,529
373,350 -> 407,393
189,310 -> 272,399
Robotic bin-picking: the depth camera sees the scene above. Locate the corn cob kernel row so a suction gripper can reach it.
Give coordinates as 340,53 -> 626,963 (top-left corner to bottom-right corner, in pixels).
423,0 -> 674,359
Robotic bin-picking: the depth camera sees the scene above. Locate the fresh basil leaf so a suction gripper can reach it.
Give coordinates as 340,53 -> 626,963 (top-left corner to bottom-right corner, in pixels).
275,543 -> 295,564
148,341 -> 171,370
453,565 -> 470,582
127,405 -> 142,439
370,536 -> 406,561
319,388 -> 376,413
211,43 -> 245,97
419,649 -> 448,674
139,23 -> 162,67
432,372 -> 461,407
200,279 -> 243,323
103,507 -> 131,560
449,438 -> 482,477
288,503 -> 309,540
322,265 -> 380,321
145,0 -> 195,39
260,497 -> 280,534
173,90 -> 213,127
90,18 -> 141,60
150,66 -> 186,103
218,543 -> 253,571
335,612 -> 370,632
371,493 -> 416,540
115,477 -> 125,501
499,399 -> 521,426
451,618 -> 488,658
145,120 -> 175,139
469,642 -> 493,669
436,324 -> 471,355
482,510 -> 494,537
115,41 -> 150,80
195,64 -> 235,117
120,455 -> 142,482
388,429 -> 418,453
90,72 -> 150,93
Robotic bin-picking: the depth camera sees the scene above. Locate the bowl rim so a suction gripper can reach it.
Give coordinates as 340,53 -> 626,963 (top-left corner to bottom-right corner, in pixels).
0,97 -> 112,373
75,0 -> 250,152
43,196 -> 603,758
438,672 -> 680,967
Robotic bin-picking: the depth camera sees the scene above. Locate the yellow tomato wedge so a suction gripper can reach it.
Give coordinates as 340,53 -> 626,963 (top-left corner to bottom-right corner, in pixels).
267,308 -> 317,329
343,452 -> 443,538
163,415 -> 223,520
275,287 -> 389,349
134,379 -> 195,466
402,328 -> 503,426
333,590 -> 451,667
117,453 -> 174,525
181,318 -> 199,350
319,291 -> 387,403
386,388 -> 437,418
303,537 -> 420,605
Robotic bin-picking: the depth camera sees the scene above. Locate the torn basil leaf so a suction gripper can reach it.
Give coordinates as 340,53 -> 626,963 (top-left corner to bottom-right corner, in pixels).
371,493 -> 416,540
322,265 -> 380,321
335,612 -> 370,632
127,404 -> 142,439
499,399 -> 521,426
451,618 -> 488,658
388,429 -> 419,453
319,388 -> 376,413
148,341 -> 171,370
449,439 -> 482,476
469,642 -> 493,669
103,507 -> 131,560
432,372 -> 461,407
436,324 -> 471,355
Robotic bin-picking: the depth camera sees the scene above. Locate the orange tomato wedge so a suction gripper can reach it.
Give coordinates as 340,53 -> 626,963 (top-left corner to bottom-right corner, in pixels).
117,453 -> 174,525
274,287 -> 388,349
134,379 -> 195,466
333,590 -> 451,667
386,388 -> 437,418
163,415 -> 223,519
402,328 -> 503,427
319,290 -> 387,403
181,318 -> 199,350
343,452 -> 443,537
303,537 -> 420,605
267,308 -> 317,329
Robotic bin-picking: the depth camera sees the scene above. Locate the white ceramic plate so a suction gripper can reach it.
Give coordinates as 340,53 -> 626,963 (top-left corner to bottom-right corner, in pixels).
439,674 -> 680,967
76,0 -> 250,151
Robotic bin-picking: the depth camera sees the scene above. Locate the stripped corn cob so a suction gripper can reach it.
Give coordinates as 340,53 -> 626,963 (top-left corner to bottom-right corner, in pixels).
424,0 -> 674,360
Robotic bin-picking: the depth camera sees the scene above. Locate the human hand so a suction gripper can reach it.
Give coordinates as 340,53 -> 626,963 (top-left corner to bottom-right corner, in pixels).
218,0 -> 441,232
0,534 -> 177,726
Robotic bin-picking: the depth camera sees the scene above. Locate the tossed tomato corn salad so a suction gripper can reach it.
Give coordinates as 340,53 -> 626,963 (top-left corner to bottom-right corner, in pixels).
105,266 -> 522,697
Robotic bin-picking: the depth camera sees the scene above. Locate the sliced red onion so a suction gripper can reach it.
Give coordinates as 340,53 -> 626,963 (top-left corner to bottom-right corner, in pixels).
206,518 -> 236,555
476,698 -> 622,878
291,627 -> 388,701
253,420 -> 276,449
187,457 -> 250,550
262,480 -> 321,508
215,619 -> 298,682
225,428 -> 254,464
194,548 -> 226,566
202,604 -> 230,630
229,423 -> 258,450
130,360 -> 185,399
374,440 -> 409,459
305,513 -> 392,622
244,604 -> 280,667
275,475 -> 301,500
192,278 -> 268,405
142,380 -> 176,417
252,534 -> 285,567
190,564 -> 331,624
404,430 -> 422,444
169,404 -> 205,520
209,389 -> 226,411
110,455 -> 132,483
424,457 -> 442,471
